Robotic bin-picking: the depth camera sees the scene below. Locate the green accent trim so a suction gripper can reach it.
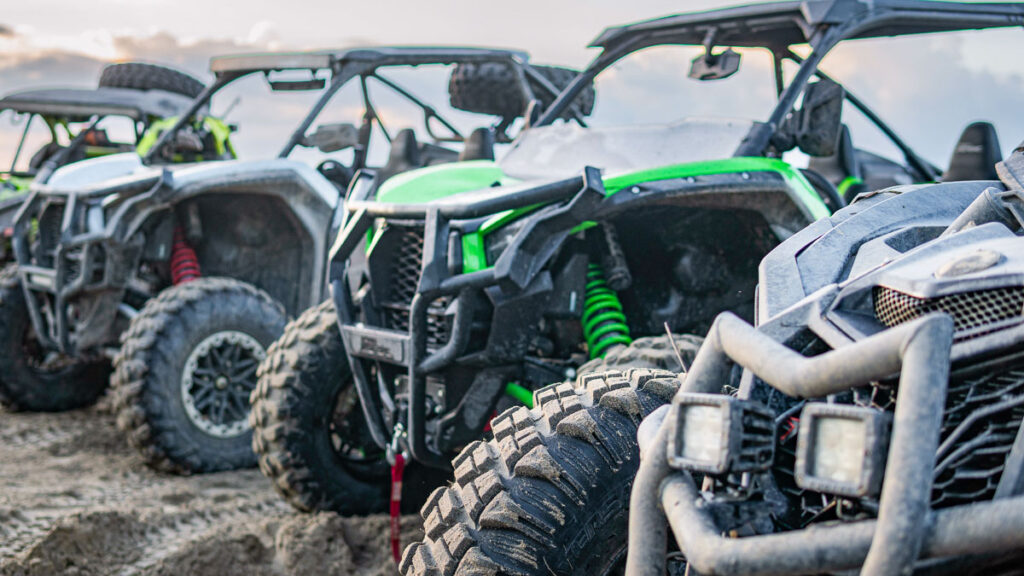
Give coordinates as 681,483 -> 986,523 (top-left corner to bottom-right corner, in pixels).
568,221 -> 597,235
837,175 -> 864,197
376,160 -> 519,205
504,382 -> 534,408
135,116 -> 176,158
0,175 -> 32,201
135,116 -> 237,161
603,157 -> 832,220
461,233 -> 487,273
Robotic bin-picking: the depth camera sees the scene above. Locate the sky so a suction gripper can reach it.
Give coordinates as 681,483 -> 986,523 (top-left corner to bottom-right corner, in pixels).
1,0 -> 1022,169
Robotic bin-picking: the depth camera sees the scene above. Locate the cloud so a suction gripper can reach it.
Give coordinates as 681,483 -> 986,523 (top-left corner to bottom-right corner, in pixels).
822,33 -> 1024,164
0,24 -> 15,38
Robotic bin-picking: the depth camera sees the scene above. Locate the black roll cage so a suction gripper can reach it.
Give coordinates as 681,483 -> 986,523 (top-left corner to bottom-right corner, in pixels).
142,47 -> 582,166
536,0 -> 1024,180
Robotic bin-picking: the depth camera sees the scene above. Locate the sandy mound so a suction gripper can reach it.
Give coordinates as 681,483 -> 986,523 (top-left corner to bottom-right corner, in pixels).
0,406 -> 418,575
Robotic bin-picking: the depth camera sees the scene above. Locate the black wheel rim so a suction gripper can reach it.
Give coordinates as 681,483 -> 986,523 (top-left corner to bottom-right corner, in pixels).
328,383 -> 386,477
181,330 -> 265,437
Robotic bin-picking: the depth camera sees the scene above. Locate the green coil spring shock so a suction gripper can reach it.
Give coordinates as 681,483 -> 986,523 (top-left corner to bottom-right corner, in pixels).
582,263 -> 632,359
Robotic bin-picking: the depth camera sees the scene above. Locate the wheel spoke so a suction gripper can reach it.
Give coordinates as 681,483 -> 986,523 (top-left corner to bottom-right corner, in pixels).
194,388 -> 217,412
230,364 -> 258,382
225,391 -> 248,421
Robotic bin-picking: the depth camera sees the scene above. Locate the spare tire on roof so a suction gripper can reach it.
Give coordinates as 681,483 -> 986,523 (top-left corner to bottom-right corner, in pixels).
98,62 -> 206,99
448,63 -> 595,121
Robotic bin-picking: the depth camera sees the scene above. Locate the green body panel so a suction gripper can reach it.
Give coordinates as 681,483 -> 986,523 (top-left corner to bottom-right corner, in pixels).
370,160 -> 521,267
602,156 -> 831,220
461,234 -> 488,273
376,156 -> 832,273
376,160 -> 516,204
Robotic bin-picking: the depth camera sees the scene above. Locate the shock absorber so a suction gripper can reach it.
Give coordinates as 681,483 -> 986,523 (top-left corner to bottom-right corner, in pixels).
170,226 -> 201,285
582,263 -> 632,359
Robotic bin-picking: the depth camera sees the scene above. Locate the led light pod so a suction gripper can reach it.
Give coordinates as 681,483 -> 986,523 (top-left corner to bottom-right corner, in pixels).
795,403 -> 891,498
668,393 -> 775,475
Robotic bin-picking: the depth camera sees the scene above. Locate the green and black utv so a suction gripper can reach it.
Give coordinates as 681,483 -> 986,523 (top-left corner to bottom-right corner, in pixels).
0,46 -> 584,477
251,0 -> 1002,535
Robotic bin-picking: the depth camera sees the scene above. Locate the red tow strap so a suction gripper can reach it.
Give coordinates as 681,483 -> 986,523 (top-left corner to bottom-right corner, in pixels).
390,452 -> 406,564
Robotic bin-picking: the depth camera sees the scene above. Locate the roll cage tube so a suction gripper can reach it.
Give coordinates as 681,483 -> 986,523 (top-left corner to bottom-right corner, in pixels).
535,0 -> 1024,162
34,114 -> 106,184
782,49 -> 939,181
143,50 -> 575,166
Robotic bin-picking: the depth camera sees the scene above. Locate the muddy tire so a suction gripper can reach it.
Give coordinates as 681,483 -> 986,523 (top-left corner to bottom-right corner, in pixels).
401,368 -> 682,576
0,265 -> 110,412
112,278 -> 286,474
249,300 -> 391,514
449,63 -> 594,120
577,334 -> 702,378
98,62 -> 205,98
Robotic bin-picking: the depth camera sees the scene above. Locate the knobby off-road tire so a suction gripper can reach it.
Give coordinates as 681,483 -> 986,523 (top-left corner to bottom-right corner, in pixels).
112,278 -> 287,474
401,368 -> 683,576
98,62 -> 205,98
449,63 -> 595,120
0,265 -> 110,411
577,334 -> 703,378
249,299 -> 392,515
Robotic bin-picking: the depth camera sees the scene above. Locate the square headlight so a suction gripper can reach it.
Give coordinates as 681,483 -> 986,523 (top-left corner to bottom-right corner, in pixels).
795,404 -> 891,498
668,393 -> 775,475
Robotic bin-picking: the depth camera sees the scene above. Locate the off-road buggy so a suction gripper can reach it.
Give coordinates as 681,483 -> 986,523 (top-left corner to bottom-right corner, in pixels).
396,1 -> 1024,574
0,63 -> 207,260
1,47 -> 575,474
251,0 -> 997,527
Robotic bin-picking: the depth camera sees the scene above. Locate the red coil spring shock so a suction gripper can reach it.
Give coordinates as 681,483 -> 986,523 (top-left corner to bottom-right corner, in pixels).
170,226 -> 201,285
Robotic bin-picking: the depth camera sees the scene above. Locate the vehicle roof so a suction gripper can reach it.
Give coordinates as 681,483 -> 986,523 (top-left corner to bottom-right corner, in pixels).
0,87 -> 195,121
209,46 -> 530,76
591,0 -> 1024,52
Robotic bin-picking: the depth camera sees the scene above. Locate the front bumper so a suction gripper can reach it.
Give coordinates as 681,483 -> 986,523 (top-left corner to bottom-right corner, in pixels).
12,185 -> 148,354
329,167 -> 606,467
627,313 -> 1024,576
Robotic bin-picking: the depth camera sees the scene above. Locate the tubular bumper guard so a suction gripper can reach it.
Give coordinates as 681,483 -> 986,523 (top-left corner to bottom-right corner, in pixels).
330,167 -> 606,468
627,312 -> 1024,576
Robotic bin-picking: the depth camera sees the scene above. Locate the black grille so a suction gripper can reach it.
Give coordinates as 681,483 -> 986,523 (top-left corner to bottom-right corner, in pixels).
34,202 -> 65,267
874,285 -> 1024,340
378,226 -> 452,349
772,360 -> 1024,524
932,362 -> 1024,507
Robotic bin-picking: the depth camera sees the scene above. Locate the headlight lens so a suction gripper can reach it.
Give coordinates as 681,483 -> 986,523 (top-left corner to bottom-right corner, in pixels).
668,393 -> 775,475
679,404 -> 725,464
795,404 -> 890,498
482,216 -> 530,267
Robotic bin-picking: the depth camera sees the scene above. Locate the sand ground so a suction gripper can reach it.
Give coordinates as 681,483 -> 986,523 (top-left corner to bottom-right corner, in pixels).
0,403 -> 416,576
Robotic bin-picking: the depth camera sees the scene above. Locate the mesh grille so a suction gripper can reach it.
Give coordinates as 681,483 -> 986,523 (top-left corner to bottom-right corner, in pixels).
874,285 -> 1024,339
379,227 -> 452,349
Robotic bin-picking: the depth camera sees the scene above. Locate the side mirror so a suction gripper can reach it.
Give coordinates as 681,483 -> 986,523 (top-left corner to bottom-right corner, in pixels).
794,79 -> 845,157
688,48 -> 741,81
303,123 -> 359,153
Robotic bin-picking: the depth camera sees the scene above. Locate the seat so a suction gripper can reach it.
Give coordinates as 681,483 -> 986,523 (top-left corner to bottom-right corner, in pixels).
807,124 -> 865,201
377,128 -> 422,183
458,127 -> 495,162
943,122 -> 1002,182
